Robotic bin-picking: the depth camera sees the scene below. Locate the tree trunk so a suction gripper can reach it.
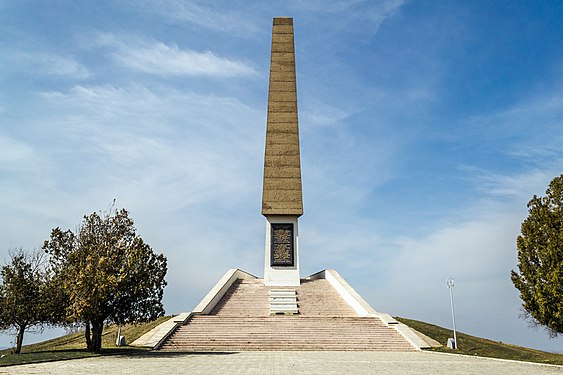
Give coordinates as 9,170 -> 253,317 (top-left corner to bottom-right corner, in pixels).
14,324 -> 26,354
85,320 -> 92,350
90,320 -> 104,352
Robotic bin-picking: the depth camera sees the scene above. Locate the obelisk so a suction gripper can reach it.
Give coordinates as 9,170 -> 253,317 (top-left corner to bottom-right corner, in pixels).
262,17 -> 303,287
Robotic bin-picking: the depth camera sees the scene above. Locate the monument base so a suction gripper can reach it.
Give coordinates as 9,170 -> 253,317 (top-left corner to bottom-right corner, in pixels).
132,268 -> 432,351
263,215 -> 300,286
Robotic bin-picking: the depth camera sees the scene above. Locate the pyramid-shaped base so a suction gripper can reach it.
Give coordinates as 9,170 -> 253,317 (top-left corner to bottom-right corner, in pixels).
133,269 -> 432,351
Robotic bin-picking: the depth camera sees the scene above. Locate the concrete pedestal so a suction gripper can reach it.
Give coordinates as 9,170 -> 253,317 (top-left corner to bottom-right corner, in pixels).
263,215 -> 300,286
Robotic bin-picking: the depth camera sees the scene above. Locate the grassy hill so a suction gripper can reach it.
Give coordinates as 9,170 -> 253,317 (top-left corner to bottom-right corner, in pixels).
1,315 -> 561,367
396,317 -> 563,366
0,315 -> 171,367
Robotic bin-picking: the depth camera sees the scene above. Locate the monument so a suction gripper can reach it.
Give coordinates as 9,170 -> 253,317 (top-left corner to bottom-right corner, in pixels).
262,17 -> 302,287
132,17 -> 432,351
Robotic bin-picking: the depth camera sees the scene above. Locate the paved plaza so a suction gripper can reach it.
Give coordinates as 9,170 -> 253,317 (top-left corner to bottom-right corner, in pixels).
2,351 -> 561,375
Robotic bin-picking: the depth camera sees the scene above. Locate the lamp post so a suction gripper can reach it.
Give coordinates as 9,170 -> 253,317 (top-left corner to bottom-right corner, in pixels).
446,278 -> 458,349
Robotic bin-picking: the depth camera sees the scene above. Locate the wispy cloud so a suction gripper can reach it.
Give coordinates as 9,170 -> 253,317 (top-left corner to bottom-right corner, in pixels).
2,0 -> 563,352
301,98 -> 355,127
4,52 -> 90,79
124,0 -> 261,37
322,169 -> 555,347
461,88 -> 563,146
128,0 -> 405,41
3,81 -> 266,312
434,87 -> 563,201
376,210 -> 523,331
97,33 -> 256,77
459,167 -> 559,200
291,0 -> 405,35
37,83 -> 262,190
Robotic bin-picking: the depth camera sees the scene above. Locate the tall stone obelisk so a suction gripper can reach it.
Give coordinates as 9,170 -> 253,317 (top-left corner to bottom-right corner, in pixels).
262,17 -> 303,287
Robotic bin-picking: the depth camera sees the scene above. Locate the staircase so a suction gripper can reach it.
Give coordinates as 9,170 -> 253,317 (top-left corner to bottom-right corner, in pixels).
269,289 -> 298,315
159,278 -> 415,351
162,316 -> 414,351
209,279 -> 269,317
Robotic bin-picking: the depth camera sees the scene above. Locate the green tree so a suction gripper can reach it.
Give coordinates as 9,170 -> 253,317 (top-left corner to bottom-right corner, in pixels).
0,249 -> 48,354
43,207 -> 168,351
511,174 -> 563,337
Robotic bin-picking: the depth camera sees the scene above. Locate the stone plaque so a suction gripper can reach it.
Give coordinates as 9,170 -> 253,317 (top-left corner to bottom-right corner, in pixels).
270,223 -> 294,266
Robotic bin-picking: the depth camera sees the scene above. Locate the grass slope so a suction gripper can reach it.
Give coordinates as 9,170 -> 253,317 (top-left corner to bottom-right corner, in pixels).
0,315 -> 171,367
396,317 -> 563,366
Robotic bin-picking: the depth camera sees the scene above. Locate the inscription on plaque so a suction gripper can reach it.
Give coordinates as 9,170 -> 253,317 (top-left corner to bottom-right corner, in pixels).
270,223 -> 294,267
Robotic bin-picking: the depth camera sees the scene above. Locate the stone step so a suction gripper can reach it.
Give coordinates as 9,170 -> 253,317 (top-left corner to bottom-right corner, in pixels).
269,289 -> 297,296
269,301 -> 298,307
269,309 -> 299,315
209,278 -> 357,317
163,346 -> 413,351
160,278 -> 415,351
163,344 -> 414,351
269,298 -> 297,303
160,315 -> 415,351
164,336 -> 414,343
166,336 -> 412,341
268,288 -> 298,314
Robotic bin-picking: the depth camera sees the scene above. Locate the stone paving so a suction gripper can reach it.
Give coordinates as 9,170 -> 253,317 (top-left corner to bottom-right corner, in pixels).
2,351 -> 561,375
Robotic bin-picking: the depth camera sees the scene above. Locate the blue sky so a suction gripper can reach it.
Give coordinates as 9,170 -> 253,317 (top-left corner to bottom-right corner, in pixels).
1,1 -> 562,352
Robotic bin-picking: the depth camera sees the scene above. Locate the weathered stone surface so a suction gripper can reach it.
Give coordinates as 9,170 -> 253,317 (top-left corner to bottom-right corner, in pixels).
271,43 -> 295,53
269,67 -> 295,75
263,166 -> 301,178
269,52 -> 295,63
269,70 -> 296,82
264,143 -> 300,156
268,82 -> 297,93
262,17 -> 303,216
267,101 -> 297,112
273,18 -> 293,26
272,24 -> 293,33
268,91 -> 298,102
267,112 -> 298,123
263,178 -> 303,191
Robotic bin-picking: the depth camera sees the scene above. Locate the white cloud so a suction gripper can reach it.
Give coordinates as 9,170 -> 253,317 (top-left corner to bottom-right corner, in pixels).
36,83 -> 263,199
126,0 -> 261,36
97,33 -> 256,77
294,160 -> 563,350
358,0 -> 406,33
456,167 -> 558,202
461,88 -> 563,159
7,52 -> 90,79
291,0 -> 405,35
2,0 -> 562,352
1,81 -> 267,320
301,99 -> 355,127
115,42 -> 256,77
127,0 -> 405,42
35,54 -> 90,79
372,209 -> 536,344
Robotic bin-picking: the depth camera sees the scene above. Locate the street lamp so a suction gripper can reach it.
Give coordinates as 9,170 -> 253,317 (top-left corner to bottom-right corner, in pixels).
446,278 -> 458,349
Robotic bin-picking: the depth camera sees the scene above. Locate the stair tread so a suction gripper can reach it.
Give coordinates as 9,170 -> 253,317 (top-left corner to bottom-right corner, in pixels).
160,278 -> 415,351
